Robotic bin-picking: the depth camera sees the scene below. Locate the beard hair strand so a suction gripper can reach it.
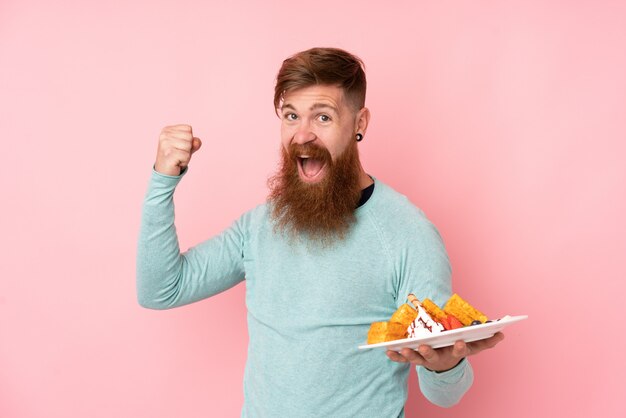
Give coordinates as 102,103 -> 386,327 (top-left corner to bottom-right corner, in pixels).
267,141 -> 363,245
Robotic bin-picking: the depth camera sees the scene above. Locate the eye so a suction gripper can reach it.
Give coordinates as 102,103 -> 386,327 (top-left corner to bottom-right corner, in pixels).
283,113 -> 298,121
318,114 -> 331,122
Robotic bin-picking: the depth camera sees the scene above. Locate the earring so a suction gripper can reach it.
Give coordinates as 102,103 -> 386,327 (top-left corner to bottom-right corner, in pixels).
356,133 -> 363,142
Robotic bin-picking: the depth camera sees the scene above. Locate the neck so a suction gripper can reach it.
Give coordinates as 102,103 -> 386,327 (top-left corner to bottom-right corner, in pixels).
358,167 -> 373,189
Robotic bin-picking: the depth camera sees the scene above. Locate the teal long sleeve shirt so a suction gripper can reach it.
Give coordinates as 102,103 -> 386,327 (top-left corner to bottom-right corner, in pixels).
137,169 -> 473,417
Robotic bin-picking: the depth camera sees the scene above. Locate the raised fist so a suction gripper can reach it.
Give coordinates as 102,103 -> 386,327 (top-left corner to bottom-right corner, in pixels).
154,124 -> 202,176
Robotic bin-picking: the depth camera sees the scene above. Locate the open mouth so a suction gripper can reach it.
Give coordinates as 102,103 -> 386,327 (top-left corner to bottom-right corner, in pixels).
297,155 -> 327,183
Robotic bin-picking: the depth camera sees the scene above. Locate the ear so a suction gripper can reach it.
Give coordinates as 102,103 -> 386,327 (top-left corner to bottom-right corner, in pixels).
355,107 -> 371,135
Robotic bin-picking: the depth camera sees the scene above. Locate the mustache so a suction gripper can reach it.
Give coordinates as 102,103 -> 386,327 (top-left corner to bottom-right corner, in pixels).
288,142 -> 332,162
268,139 -> 362,244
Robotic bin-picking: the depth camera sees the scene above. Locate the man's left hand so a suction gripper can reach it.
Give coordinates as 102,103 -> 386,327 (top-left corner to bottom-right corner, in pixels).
386,332 -> 505,372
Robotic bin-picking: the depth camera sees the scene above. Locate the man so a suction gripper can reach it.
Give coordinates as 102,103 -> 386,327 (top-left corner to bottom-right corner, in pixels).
137,47 -> 503,417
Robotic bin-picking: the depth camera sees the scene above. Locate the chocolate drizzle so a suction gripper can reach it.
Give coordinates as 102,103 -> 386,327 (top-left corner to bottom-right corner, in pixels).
418,317 -> 433,332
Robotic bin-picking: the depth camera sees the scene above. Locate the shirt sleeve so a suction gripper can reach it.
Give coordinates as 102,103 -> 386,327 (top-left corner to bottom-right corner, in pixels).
394,209 -> 474,407
136,168 -> 245,309
417,359 -> 474,407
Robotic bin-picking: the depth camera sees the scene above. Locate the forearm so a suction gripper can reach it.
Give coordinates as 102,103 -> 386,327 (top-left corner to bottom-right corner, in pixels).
136,168 -> 247,309
136,168 -> 189,309
417,358 -> 474,407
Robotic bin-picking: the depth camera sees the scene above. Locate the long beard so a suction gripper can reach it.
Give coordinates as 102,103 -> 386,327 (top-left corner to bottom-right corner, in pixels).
267,141 -> 363,244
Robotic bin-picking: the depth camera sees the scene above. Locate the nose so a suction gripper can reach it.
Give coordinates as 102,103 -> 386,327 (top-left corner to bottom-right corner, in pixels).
292,121 -> 316,145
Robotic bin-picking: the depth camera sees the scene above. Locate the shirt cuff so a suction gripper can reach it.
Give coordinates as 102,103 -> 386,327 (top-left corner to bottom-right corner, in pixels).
419,357 -> 471,385
151,166 -> 188,183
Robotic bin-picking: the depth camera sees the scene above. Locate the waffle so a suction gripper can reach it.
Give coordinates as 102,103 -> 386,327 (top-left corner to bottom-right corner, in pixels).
367,321 -> 408,344
367,303 -> 417,344
443,293 -> 488,326
421,298 -> 448,323
389,303 -> 418,327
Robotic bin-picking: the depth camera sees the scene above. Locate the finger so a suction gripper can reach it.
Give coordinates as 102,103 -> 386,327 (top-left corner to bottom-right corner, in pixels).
466,332 -> 505,355
191,137 -> 202,154
166,124 -> 193,132
162,131 -> 194,142
162,148 -> 192,166
162,138 -> 194,153
386,350 -> 408,363
417,345 -> 439,364
400,348 -> 425,365
451,340 -> 471,359
489,332 -> 505,345
484,332 -> 505,346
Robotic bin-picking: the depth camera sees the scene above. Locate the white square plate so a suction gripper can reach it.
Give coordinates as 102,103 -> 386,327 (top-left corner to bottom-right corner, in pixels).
358,315 -> 528,351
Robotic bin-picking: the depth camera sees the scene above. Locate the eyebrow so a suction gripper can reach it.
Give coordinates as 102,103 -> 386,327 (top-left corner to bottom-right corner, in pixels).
281,103 -> 339,114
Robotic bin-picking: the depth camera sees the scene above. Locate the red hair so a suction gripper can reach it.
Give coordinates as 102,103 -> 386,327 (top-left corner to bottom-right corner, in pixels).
274,47 -> 367,113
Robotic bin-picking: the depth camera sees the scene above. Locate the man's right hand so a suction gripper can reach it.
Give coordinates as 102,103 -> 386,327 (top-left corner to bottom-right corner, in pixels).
154,124 -> 202,176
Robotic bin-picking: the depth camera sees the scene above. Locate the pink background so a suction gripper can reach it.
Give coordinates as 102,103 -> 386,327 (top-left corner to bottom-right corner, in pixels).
1,0 -> 625,417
